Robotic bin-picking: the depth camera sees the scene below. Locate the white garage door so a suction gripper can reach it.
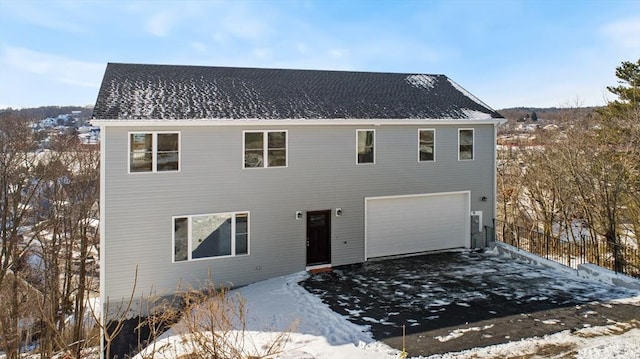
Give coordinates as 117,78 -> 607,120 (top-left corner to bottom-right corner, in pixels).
365,191 -> 470,259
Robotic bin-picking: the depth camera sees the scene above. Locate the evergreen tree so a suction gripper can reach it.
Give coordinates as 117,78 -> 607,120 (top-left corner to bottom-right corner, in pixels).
597,59 -> 640,273
605,58 -> 640,113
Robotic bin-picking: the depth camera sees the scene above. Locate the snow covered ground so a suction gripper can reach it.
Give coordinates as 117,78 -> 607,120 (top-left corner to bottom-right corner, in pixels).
432,325 -> 640,359
5,246 -> 638,359
134,269 -> 640,359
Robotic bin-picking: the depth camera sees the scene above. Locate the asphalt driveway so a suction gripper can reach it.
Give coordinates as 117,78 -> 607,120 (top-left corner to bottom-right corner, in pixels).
301,249 -> 640,356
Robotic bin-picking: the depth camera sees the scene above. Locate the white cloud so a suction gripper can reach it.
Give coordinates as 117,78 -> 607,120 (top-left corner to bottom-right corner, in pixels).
353,37 -> 443,70
134,2 -> 275,44
145,11 -> 176,37
0,0 -> 86,33
599,16 -> 640,50
128,2 -> 215,38
252,48 -> 273,60
295,42 -> 309,54
328,48 -> 349,59
202,5 -> 274,45
221,4 -> 273,41
2,46 -> 104,88
189,41 -> 208,53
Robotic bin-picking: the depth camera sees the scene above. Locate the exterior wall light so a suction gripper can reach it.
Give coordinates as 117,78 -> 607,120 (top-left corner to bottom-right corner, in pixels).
481,196 -> 488,202
296,211 -> 303,220
335,208 -> 343,217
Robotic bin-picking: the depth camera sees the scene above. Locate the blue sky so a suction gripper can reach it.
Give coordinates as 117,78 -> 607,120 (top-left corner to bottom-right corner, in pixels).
0,0 -> 638,109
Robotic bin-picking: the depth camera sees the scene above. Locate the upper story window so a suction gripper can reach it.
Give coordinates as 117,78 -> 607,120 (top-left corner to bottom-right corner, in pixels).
129,132 -> 180,173
244,131 -> 287,168
458,129 -> 474,160
418,129 -> 435,162
357,129 -> 375,164
173,211 -> 249,262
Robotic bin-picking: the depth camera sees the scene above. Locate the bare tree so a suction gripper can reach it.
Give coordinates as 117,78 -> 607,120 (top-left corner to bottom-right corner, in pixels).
496,60 -> 640,275
34,133 -> 100,358
0,115 -> 45,358
1,114 -> 100,358
496,143 -> 528,238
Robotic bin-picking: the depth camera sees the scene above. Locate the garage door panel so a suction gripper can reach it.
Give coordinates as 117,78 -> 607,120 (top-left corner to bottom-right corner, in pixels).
366,192 -> 469,259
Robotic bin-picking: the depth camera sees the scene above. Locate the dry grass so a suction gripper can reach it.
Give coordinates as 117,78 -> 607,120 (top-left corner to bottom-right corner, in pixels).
137,281 -> 294,359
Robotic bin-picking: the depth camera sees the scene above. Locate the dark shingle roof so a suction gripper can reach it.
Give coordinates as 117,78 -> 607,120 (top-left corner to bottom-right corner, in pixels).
92,63 -> 502,120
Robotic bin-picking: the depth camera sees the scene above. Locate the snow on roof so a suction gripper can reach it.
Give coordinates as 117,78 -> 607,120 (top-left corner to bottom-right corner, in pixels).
461,108 -> 494,120
405,74 -> 436,89
92,63 -> 504,121
447,78 -> 494,113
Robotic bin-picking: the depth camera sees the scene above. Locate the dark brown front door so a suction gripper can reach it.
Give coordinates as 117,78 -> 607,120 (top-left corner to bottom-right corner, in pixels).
306,210 -> 331,266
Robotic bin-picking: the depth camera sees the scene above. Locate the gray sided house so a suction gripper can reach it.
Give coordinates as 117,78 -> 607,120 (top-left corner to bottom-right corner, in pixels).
92,63 -> 504,317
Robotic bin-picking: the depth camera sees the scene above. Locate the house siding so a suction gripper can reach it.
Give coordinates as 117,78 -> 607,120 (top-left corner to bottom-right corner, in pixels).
102,123 -> 496,302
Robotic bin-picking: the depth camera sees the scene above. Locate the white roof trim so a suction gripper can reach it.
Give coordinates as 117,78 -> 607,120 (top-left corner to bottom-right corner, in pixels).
91,118 -> 506,127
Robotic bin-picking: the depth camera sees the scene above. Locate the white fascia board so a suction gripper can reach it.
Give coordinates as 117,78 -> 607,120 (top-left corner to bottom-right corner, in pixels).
98,124 -> 106,351
91,118 -> 505,127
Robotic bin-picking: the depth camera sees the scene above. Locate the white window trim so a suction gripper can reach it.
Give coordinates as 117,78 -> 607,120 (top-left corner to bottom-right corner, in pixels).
242,130 -> 288,169
128,131 -> 181,173
418,128 -> 436,162
356,129 -> 376,165
458,128 -> 475,161
172,211 -> 250,262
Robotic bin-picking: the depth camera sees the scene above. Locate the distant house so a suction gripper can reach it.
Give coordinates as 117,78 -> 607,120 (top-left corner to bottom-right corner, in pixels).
91,63 -> 505,318
517,123 -> 539,132
41,117 -> 58,128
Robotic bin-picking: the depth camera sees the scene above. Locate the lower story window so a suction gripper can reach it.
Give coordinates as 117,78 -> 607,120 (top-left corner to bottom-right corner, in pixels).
173,212 -> 249,262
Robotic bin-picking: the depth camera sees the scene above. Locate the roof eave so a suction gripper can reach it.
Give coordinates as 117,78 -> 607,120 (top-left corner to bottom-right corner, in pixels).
91,118 -> 505,127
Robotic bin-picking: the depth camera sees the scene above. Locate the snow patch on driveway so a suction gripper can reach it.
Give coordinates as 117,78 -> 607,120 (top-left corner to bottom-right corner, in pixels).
434,325 -> 495,342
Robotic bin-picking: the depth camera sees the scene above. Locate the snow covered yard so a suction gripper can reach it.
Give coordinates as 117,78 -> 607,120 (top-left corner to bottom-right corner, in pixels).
134,272 -> 397,359
133,248 -> 640,359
